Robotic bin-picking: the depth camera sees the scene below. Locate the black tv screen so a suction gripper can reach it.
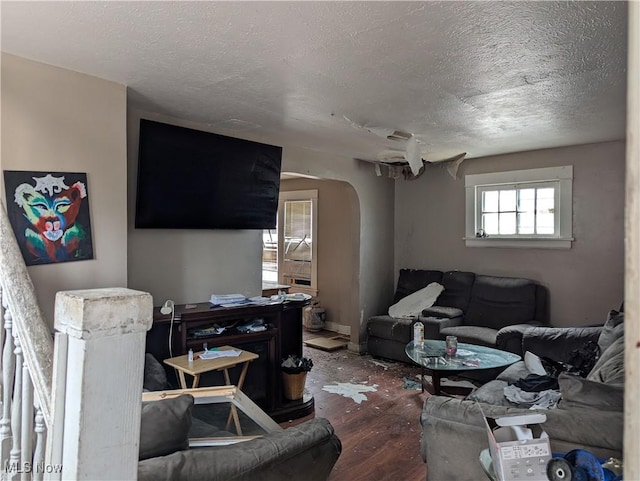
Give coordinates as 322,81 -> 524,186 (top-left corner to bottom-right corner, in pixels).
135,119 -> 282,229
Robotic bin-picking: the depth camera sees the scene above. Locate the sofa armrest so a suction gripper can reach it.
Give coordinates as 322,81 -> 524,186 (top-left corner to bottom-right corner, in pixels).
495,324 -> 537,355
418,316 -> 462,340
522,326 -> 602,364
139,418 -> 342,481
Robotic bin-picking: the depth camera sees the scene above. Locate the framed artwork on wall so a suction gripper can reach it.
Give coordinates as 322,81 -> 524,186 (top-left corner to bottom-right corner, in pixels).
3,170 -> 94,266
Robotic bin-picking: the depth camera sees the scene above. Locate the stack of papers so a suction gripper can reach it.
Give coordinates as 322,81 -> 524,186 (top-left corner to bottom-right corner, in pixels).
210,293 -> 246,306
200,349 -> 242,360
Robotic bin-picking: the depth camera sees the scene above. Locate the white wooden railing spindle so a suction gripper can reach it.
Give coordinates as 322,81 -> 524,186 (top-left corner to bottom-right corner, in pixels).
21,364 -> 34,481
0,285 -> 4,410
9,335 -> 23,480
1,297 -> 15,469
32,407 -> 45,481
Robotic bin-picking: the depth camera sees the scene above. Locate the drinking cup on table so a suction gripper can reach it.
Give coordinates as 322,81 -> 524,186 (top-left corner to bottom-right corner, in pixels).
445,336 -> 458,356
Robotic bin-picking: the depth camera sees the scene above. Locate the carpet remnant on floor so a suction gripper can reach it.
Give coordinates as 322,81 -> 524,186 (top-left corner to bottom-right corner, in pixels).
321,382 -> 378,404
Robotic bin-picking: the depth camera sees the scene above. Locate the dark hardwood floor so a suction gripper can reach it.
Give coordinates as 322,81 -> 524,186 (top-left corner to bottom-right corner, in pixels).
282,330 -> 430,481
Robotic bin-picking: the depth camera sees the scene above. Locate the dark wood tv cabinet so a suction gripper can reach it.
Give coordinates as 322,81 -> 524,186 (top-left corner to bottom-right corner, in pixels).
146,300 -> 313,422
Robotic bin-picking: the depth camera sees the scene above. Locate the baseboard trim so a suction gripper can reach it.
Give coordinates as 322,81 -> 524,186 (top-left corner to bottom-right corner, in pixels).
324,322 -> 350,336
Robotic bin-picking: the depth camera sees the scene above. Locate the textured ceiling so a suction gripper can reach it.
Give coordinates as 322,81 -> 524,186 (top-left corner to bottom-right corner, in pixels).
0,1 -> 628,162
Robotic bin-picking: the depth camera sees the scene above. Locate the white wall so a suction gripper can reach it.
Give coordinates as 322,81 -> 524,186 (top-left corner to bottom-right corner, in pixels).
395,141 -> 625,327
1,54 -> 129,328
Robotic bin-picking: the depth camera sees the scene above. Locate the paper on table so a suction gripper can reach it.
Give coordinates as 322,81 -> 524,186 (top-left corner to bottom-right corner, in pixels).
200,349 -> 242,360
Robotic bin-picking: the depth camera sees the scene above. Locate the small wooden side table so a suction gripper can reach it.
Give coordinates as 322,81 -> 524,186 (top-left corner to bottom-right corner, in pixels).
164,345 -> 259,434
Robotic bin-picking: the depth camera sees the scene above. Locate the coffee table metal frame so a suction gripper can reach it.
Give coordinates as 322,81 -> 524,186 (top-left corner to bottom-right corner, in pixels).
405,340 -> 521,395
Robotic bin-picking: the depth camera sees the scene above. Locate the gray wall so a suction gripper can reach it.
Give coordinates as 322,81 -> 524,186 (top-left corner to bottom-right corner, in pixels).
280,178 -> 359,338
127,110 -> 395,351
395,141 -> 625,327
1,54 -> 129,328
127,109 -> 264,306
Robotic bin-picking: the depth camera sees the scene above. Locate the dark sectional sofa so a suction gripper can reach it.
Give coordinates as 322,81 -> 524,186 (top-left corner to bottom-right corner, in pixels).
366,269 -> 549,364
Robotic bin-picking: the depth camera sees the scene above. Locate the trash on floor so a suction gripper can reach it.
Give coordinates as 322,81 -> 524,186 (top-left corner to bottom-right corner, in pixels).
322,382 -> 378,404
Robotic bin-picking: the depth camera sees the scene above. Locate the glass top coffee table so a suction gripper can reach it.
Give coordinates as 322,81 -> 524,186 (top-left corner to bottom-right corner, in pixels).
405,340 -> 521,395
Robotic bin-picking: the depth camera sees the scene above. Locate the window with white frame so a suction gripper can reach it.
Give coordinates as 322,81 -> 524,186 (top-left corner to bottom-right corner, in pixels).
465,166 -> 573,249
261,190 -> 318,293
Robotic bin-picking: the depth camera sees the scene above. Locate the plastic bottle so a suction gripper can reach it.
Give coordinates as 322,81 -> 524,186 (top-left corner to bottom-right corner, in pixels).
188,348 -> 194,363
413,322 -> 424,345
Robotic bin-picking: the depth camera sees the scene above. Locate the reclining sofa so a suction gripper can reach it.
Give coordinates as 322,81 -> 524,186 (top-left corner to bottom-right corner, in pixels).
366,269 -> 548,364
421,309 -> 624,480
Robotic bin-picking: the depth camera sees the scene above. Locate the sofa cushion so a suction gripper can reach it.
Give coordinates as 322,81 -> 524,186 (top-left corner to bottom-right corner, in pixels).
465,276 -> 537,330
466,380 -> 515,406
496,360 -> 530,383
435,271 -> 475,312
393,269 -> 443,303
558,373 -> 624,412
421,306 -> 463,319
598,310 -> 624,353
521,326 -> 602,364
143,353 -> 170,392
439,325 -> 498,347
389,282 -> 444,318
587,336 -> 624,384
140,394 -> 193,460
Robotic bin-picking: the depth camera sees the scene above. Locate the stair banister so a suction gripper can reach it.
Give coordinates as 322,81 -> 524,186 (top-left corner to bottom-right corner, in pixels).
0,204 -> 53,427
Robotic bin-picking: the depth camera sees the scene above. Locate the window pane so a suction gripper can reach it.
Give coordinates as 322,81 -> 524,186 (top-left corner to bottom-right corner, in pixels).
517,213 -> 535,234
537,188 -> 555,200
537,197 -> 555,215
483,213 -> 499,235
537,213 -> 555,234
517,188 -> 535,213
500,190 -> 516,212
483,191 -> 499,212
284,200 -> 312,261
499,213 -> 516,234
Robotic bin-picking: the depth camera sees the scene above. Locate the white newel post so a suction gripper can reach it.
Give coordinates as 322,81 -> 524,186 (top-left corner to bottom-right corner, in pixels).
52,288 -> 153,481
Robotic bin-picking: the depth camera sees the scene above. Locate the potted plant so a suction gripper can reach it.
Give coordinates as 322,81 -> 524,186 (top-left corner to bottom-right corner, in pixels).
281,355 -> 313,401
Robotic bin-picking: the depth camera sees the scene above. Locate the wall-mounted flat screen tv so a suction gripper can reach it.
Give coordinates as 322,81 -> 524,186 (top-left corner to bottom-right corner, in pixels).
135,119 -> 282,229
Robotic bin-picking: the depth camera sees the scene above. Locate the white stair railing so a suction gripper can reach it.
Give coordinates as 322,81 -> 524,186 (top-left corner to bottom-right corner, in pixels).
0,288 -> 49,480
0,202 -> 54,480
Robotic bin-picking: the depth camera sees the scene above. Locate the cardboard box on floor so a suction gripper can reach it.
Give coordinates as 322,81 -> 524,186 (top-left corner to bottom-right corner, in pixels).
482,411 -> 552,481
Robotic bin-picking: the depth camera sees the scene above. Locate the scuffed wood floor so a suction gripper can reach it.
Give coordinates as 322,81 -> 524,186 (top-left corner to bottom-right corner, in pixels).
282,331 -> 430,481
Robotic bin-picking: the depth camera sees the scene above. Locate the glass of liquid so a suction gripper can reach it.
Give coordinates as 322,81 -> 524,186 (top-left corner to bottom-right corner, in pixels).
445,336 -> 458,357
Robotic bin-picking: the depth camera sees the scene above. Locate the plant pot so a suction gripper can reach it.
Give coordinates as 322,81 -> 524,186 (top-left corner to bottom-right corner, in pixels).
282,371 -> 308,401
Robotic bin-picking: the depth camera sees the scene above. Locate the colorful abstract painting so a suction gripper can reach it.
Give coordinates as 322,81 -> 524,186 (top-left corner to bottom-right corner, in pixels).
3,170 -> 94,266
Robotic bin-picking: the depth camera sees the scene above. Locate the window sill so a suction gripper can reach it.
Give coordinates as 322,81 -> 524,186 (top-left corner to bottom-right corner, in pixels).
463,237 -> 573,249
